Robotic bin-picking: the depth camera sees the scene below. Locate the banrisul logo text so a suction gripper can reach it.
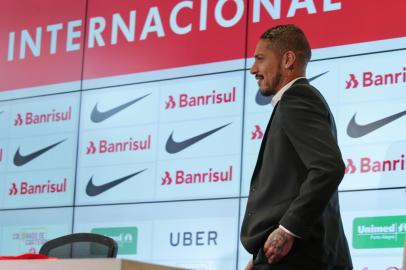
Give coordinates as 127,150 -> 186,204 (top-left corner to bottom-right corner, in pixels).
91,227 -> 137,255
353,215 -> 406,249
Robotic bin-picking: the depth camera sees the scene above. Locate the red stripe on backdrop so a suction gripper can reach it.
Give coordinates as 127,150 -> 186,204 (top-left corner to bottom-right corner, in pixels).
0,0 -> 86,92
82,0 -> 247,80
246,0 -> 405,56
0,0 -> 404,92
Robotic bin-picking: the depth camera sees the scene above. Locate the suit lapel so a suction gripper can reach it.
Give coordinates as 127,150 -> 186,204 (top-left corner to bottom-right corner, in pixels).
250,78 -> 338,187
251,102 -> 279,180
253,79 -> 308,173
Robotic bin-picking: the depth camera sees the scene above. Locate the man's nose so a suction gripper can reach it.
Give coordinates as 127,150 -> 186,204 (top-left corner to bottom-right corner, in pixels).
250,63 -> 257,75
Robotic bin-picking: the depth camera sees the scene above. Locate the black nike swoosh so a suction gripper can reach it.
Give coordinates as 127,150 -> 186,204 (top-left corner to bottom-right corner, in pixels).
347,110 -> 406,138
255,91 -> 273,106
91,93 -> 151,123
86,169 -> 147,196
166,123 -> 231,154
13,139 -> 66,166
255,71 -> 329,105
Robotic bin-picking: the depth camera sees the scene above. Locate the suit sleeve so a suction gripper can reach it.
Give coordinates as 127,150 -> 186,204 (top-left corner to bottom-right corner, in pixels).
278,85 -> 345,238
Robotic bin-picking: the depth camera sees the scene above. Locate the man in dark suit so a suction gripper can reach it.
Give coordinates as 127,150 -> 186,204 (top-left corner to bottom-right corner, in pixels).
240,25 -> 353,270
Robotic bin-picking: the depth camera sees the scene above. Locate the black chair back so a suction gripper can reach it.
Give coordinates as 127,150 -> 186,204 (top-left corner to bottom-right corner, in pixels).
39,233 -> 118,258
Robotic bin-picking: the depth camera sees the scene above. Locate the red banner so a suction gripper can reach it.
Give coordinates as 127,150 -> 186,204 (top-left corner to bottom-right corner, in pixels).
0,0 -> 86,92
0,0 -> 404,92
246,0 -> 405,55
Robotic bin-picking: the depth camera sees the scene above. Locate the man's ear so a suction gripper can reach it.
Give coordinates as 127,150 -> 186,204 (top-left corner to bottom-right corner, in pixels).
283,51 -> 296,70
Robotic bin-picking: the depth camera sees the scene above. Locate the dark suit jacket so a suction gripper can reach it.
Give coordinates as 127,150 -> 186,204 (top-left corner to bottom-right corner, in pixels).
241,79 -> 352,267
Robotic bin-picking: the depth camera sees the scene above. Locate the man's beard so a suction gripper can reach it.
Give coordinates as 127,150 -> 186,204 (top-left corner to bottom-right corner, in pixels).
261,69 -> 282,96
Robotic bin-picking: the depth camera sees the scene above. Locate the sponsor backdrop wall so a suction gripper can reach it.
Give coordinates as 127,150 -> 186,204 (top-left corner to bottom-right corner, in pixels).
0,0 -> 405,269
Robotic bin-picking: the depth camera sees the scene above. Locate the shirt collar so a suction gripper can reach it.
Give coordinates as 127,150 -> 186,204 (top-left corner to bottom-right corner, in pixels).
271,77 -> 306,107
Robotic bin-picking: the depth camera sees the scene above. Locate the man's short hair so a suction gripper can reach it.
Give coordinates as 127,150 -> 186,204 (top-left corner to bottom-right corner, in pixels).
260,24 -> 311,65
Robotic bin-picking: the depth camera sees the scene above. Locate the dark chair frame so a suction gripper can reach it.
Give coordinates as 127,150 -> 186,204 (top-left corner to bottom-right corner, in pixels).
39,233 -> 118,258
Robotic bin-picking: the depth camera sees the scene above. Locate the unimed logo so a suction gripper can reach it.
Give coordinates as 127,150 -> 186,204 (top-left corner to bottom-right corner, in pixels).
8,178 -> 67,196
91,227 -> 138,255
353,215 -> 406,249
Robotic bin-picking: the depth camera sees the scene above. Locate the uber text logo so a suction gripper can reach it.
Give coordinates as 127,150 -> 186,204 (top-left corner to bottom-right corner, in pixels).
169,230 -> 218,246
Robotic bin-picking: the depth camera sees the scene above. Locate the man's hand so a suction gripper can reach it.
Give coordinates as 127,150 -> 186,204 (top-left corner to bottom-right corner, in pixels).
263,227 -> 294,264
244,259 -> 254,270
